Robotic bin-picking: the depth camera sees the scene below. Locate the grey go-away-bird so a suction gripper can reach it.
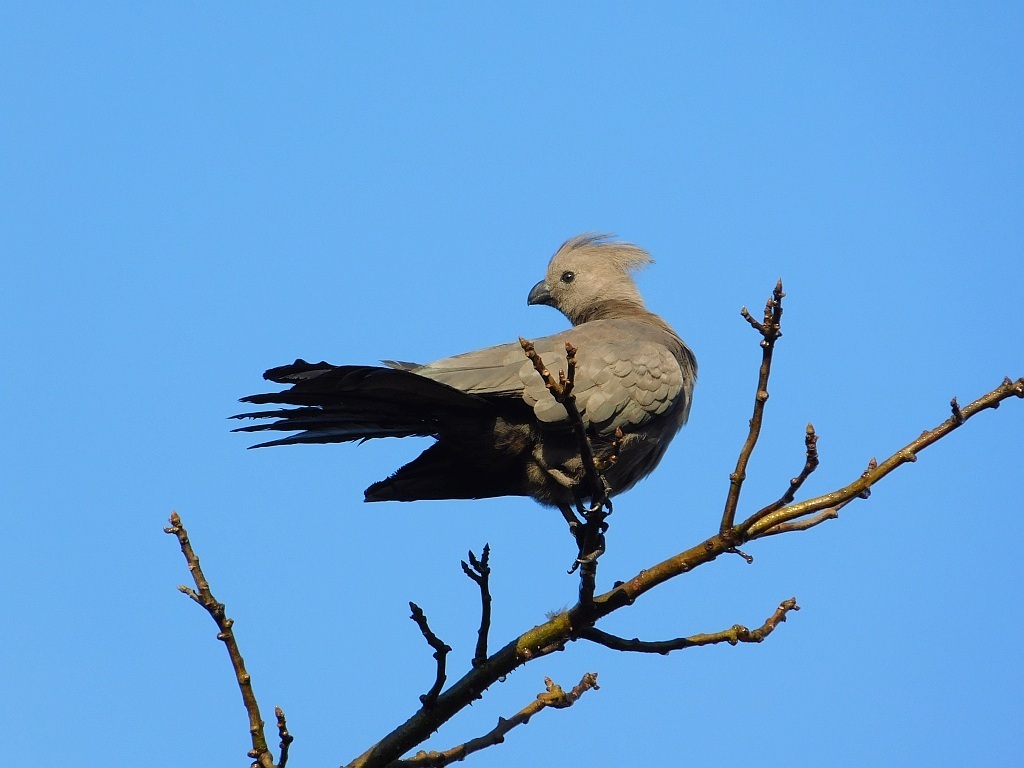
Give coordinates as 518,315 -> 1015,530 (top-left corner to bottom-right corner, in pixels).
234,234 -> 697,519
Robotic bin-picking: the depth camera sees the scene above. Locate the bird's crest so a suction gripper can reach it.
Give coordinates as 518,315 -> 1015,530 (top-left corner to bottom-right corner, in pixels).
555,232 -> 654,274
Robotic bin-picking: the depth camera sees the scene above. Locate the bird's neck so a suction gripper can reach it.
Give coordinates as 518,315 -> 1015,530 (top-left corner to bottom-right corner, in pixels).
571,299 -> 657,325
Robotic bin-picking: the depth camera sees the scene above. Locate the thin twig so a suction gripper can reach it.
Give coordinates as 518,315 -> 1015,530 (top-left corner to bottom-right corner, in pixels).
275,707 -> 294,768
562,342 -> 609,511
519,336 -> 565,399
164,512 -> 282,768
577,598 -> 799,654
748,423 -> 820,526
721,279 -> 785,533
409,602 -> 452,708
519,338 -> 613,612
727,547 -> 754,564
519,338 -> 608,510
595,426 -> 624,473
755,509 -> 839,538
460,545 -> 492,668
744,376 -> 1024,537
390,674 -> 600,768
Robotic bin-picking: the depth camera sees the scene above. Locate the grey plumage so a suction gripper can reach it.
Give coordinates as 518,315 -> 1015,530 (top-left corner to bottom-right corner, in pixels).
233,233 -> 697,508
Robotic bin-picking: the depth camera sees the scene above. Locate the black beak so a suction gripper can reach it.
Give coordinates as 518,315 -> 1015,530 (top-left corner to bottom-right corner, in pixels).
527,280 -> 554,307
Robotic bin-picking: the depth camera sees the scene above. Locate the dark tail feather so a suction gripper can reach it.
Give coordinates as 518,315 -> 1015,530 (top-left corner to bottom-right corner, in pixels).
364,443 -> 526,502
233,361 -> 489,448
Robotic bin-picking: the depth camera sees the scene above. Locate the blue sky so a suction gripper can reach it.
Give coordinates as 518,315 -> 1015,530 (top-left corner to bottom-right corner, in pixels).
3,4 -> 1022,767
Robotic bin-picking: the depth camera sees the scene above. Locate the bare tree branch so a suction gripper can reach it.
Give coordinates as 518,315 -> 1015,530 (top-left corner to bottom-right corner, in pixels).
390,673 -> 600,768
721,279 -> 785,533
341,308 -> 1022,768
589,378 -> 1024,627
577,598 -> 799,654
164,512 -> 288,768
171,281 -> 1023,768
409,602 -> 452,709
460,545 -> 492,668
742,376 -> 1024,538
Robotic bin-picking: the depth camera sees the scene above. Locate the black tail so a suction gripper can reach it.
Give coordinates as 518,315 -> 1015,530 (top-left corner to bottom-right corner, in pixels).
364,441 -> 528,502
232,359 -> 490,448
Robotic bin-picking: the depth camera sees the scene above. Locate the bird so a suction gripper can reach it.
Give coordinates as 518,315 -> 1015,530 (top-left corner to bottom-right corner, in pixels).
233,234 -> 697,526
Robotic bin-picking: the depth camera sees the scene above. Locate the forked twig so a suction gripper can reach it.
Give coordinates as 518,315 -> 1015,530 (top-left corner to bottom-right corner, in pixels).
741,377 -> 1024,537
577,598 -> 799,654
519,338 -> 608,511
721,279 -> 785,533
747,422 -> 820,526
391,674 -> 600,768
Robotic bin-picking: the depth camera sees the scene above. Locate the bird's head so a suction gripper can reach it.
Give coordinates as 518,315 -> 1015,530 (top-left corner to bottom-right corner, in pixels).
527,233 -> 653,325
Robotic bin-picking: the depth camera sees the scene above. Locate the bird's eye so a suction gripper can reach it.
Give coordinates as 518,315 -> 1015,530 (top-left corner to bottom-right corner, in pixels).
560,271 -> 575,283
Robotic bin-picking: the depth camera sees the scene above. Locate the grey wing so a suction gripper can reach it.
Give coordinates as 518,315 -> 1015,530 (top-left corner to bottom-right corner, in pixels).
413,340 -> 538,396
415,327 -> 688,434
519,339 -> 687,432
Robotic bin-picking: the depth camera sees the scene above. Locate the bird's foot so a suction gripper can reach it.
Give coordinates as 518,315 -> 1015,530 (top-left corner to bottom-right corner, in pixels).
575,531 -> 606,565
568,517 -> 607,572
563,500 -> 609,572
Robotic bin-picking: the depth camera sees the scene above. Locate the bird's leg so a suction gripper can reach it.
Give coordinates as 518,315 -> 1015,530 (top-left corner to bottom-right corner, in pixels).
575,500 -> 609,611
573,496 -> 589,519
565,491 -> 609,572
557,503 -> 586,551
577,470 -> 613,561
577,505 -> 608,565
586,493 -> 612,517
